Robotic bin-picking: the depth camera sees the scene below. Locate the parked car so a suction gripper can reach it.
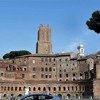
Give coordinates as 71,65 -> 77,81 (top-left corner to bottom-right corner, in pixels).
18,94 -> 61,100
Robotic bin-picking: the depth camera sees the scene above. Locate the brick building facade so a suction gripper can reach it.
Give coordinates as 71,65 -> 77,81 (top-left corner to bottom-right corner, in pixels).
0,25 -> 100,99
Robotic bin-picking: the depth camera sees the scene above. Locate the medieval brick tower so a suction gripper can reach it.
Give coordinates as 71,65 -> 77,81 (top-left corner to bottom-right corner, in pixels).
36,24 -> 52,54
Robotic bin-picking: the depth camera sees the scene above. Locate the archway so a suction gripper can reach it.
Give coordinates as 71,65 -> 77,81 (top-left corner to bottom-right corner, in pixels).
3,94 -> 7,97
17,94 -> 23,100
67,94 -> 71,99
76,94 -> 78,99
18,94 -> 23,97
82,93 -> 85,99
11,94 -> 14,96
58,94 -> 62,99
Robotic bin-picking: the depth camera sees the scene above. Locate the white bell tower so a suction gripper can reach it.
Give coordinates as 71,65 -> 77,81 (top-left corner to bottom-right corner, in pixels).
77,44 -> 84,57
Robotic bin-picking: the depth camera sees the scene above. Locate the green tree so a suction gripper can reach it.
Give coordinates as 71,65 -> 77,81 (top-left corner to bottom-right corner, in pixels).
3,53 -> 9,59
3,50 -> 32,59
86,10 -> 100,34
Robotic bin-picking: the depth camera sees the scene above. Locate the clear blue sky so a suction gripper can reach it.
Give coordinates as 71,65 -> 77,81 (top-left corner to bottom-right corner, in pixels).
0,0 -> 100,58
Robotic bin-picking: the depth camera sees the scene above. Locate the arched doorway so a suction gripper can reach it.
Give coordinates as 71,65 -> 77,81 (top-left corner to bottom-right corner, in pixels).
3,94 -> 7,97
11,94 -> 14,96
18,94 -> 23,98
67,94 -> 71,99
82,93 -> 85,99
58,94 -> 62,99
76,94 -> 78,99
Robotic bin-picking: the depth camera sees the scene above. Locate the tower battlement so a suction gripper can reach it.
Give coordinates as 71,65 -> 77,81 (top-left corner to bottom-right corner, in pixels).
36,24 -> 52,54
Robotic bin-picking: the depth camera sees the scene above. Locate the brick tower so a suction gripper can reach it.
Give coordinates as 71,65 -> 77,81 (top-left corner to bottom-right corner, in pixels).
36,24 -> 52,54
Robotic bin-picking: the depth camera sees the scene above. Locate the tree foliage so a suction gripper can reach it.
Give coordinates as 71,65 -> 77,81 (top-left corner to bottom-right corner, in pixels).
86,10 -> 100,34
3,50 -> 32,59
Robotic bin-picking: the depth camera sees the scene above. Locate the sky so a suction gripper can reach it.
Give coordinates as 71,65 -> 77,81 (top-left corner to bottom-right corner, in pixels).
0,0 -> 100,58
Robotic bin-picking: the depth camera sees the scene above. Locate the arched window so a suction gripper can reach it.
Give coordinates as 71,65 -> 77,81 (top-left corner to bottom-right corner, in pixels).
13,66 -> 16,71
38,87 -> 41,91
1,86 -> 3,91
49,75 -> 52,78
66,74 -> 68,77
19,87 -> 21,91
80,73 -> 83,76
8,87 -> 10,91
59,79 -> 62,81
53,58 -> 56,62
66,79 -> 68,81
49,67 -> 52,71
24,67 -> 27,71
45,75 -> 48,78
43,87 -> 46,91
1,73 -> 3,76
23,87 -> 26,91
22,74 -> 25,78
48,87 -> 51,91
17,68 -> 19,71
63,87 -> 66,91
33,87 -> 36,91
59,74 -> 62,78
41,67 -> 44,71
79,85 -> 81,91
76,86 -> 77,91
54,87 -> 56,91
15,87 -> 17,91
29,87 -> 31,91
45,67 -> 48,71
59,87 -> 61,91
4,86 -> 6,90
11,87 -> 13,91
12,60 -> 14,63
72,86 -> 74,91
73,79 -> 75,81
11,94 -> 14,96
73,73 -> 75,76
66,64 -> 68,66
68,87 -> 70,91
64,69 -> 66,72
59,69 -> 62,72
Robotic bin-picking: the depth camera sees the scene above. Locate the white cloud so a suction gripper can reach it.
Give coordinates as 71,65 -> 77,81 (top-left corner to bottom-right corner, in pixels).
67,39 -> 84,53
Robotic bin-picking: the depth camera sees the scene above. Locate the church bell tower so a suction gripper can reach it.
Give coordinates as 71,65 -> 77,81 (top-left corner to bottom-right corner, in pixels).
36,24 -> 52,54
77,44 -> 84,57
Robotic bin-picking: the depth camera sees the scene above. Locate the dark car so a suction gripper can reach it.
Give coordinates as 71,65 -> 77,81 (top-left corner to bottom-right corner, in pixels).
18,94 -> 61,100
